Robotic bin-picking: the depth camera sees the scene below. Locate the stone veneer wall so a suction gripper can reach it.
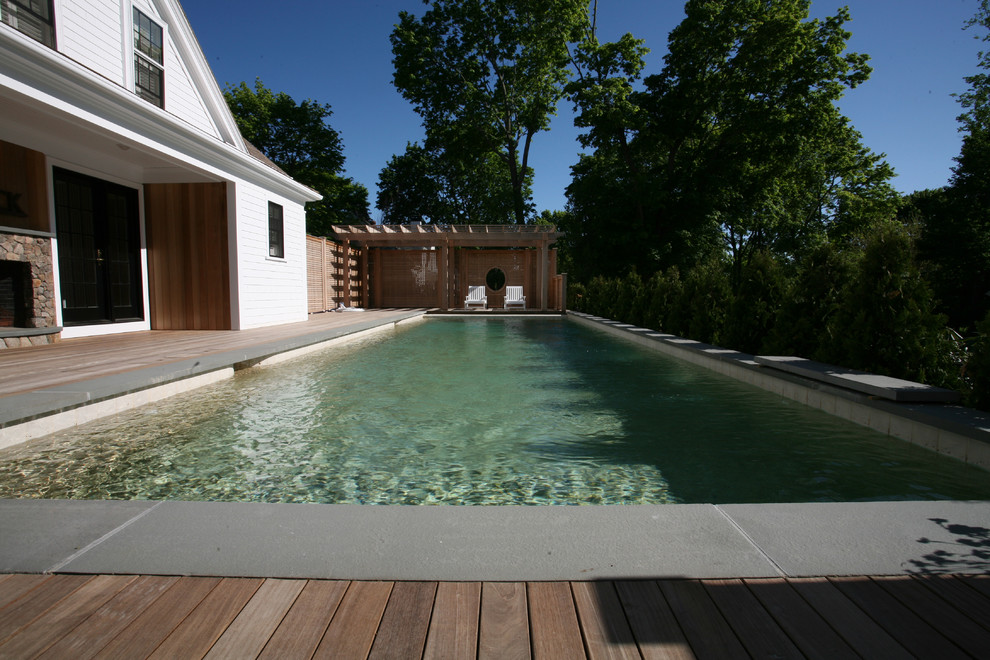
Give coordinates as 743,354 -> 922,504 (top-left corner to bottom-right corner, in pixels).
0,230 -> 59,348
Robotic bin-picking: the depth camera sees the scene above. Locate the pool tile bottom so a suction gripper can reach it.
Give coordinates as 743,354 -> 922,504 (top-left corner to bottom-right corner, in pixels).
2,500 -> 988,580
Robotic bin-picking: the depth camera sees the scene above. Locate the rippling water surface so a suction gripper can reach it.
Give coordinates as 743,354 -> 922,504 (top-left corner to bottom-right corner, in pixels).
2,317 -> 989,504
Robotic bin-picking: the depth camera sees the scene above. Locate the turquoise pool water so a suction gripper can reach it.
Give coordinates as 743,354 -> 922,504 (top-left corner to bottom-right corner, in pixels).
1,317 -> 989,505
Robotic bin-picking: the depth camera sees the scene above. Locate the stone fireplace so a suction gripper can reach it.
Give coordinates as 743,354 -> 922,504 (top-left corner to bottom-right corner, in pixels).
0,231 -> 60,347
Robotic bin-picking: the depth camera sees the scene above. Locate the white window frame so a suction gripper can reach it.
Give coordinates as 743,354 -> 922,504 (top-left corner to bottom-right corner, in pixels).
131,6 -> 164,108
268,202 -> 285,260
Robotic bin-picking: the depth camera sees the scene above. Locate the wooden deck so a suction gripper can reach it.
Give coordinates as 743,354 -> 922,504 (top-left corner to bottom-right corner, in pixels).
0,310 -> 425,399
1,573 -> 989,658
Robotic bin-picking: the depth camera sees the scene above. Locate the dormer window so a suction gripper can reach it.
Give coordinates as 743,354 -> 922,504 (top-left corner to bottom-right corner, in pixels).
1,0 -> 56,48
133,8 -> 163,107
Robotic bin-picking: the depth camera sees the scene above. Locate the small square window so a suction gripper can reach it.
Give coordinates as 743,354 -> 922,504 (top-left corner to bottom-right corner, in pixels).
1,0 -> 56,48
133,8 -> 164,108
268,202 -> 284,259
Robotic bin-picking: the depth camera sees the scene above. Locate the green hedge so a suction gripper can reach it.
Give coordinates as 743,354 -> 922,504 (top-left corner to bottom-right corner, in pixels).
569,221 -> 988,408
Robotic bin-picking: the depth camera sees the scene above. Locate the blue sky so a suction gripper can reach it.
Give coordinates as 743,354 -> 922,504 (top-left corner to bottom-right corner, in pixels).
182,0 -> 985,221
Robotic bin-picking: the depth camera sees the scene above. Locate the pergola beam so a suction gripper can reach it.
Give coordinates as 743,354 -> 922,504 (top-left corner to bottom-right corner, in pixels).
330,224 -> 562,311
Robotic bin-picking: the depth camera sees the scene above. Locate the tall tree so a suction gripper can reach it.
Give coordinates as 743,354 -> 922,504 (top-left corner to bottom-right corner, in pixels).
376,141 -> 517,225
565,0 -> 898,282
391,0 -> 587,224
938,0 -> 990,327
224,79 -> 370,235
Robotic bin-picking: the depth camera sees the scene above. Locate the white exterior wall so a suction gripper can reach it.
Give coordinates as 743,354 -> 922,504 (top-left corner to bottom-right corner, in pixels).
53,0 -> 218,140
232,180 -> 308,329
163,41 -> 216,137
56,0 -> 124,84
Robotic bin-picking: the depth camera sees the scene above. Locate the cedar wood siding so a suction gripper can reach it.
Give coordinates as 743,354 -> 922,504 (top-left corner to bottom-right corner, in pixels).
145,182 -> 231,330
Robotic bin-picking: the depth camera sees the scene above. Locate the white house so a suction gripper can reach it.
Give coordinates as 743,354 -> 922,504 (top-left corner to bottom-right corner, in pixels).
0,0 -> 320,344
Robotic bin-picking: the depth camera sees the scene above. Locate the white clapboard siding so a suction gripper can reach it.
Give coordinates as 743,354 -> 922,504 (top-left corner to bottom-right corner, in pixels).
57,0 -> 125,85
234,181 -> 309,329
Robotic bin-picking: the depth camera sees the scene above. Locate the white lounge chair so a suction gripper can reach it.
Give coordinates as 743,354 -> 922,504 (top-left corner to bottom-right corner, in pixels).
464,285 -> 487,309
504,286 -> 526,310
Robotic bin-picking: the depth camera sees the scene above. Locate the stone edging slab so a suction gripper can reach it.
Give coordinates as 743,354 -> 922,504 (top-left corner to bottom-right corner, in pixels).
1,499 -> 987,580
567,311 -> 990,471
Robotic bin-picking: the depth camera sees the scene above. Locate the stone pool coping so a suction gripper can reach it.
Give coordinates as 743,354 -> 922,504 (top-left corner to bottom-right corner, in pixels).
568,312 -> 990,472
0,309 -> 428,450
1,499 -> 987,580
1,311 -> 988,581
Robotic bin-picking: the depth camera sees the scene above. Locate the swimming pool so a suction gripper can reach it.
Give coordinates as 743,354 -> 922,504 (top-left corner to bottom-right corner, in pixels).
1,316 -> 989,504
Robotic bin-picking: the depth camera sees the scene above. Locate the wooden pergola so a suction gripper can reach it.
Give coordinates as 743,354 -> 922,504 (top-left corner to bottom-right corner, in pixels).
330,224 -> 563,311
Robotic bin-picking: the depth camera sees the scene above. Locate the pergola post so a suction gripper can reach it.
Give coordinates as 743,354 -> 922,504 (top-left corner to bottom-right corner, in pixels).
341,241 -> 351,308
540,240 -> 549,311
360,245 -> 369,308
438,242 -> 449,310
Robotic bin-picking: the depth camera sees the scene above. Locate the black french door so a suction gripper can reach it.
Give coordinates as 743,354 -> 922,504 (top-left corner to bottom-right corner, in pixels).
54,168 -> 144,325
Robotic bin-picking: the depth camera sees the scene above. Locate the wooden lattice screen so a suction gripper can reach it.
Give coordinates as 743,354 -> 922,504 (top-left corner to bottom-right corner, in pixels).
306,235 -> 362,312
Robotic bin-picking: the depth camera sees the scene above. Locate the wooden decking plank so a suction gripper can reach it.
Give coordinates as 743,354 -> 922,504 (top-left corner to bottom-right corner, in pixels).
657,579 -> 747,659
0,310 -> 422,397
743,578 -> 857,660
961,574 -> 990,599
312,580 -> 393,659
423,581 -> 481,660
827,576 -> 968,659
0,574 -> 135,659
786,577 -> 912,659
913,574 -> 990,631
873,575 -> 990,658
93,576 -> 221,660
479,582 -> 530,660
147,577 -> 263,659
571,581 -> 640,660
368,581 -> 438,660
701,578 -> 804,660
613,580 -> 692,660
0,573 -> 53,610
204,578 -> 305,659
257,579 -> 348,660
0,574 -> 91,643
37,575 -> 179,660
528,581 -> 587,660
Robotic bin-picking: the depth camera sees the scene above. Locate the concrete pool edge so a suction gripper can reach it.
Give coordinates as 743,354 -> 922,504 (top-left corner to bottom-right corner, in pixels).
0,310 -> 429,450
568,311 -> 990,472
1,499 -> 987,580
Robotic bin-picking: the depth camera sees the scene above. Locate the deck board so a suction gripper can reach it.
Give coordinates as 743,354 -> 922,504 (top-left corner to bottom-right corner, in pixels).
0,574 -> 135,658
312,580 -> 392,659
787,576 -> 913,659
368,581 -> 438,660
528,581 -> 586,660
257,579 -> 348,660
658,579 -> 748,659
571,582 -> 640,660
829,575 -> 969,659
874,575 -> 990,658
423,581 -> 481,660
0,573 -> 988,658
205,578 -> 305,659
479,582 -> 530,660
702,578 -> 804,660
613,579 -> 692,660
744,577 -> 858,660
93,576 -> 221,659
0,309 -> 425,398
146,577 -> 262,659
37,575 -> 179,660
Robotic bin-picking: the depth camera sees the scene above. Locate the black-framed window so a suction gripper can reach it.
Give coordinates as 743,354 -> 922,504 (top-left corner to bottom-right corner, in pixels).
1,0 -> 56,48
268,202 -> 284,258
133,8 -> 164,107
